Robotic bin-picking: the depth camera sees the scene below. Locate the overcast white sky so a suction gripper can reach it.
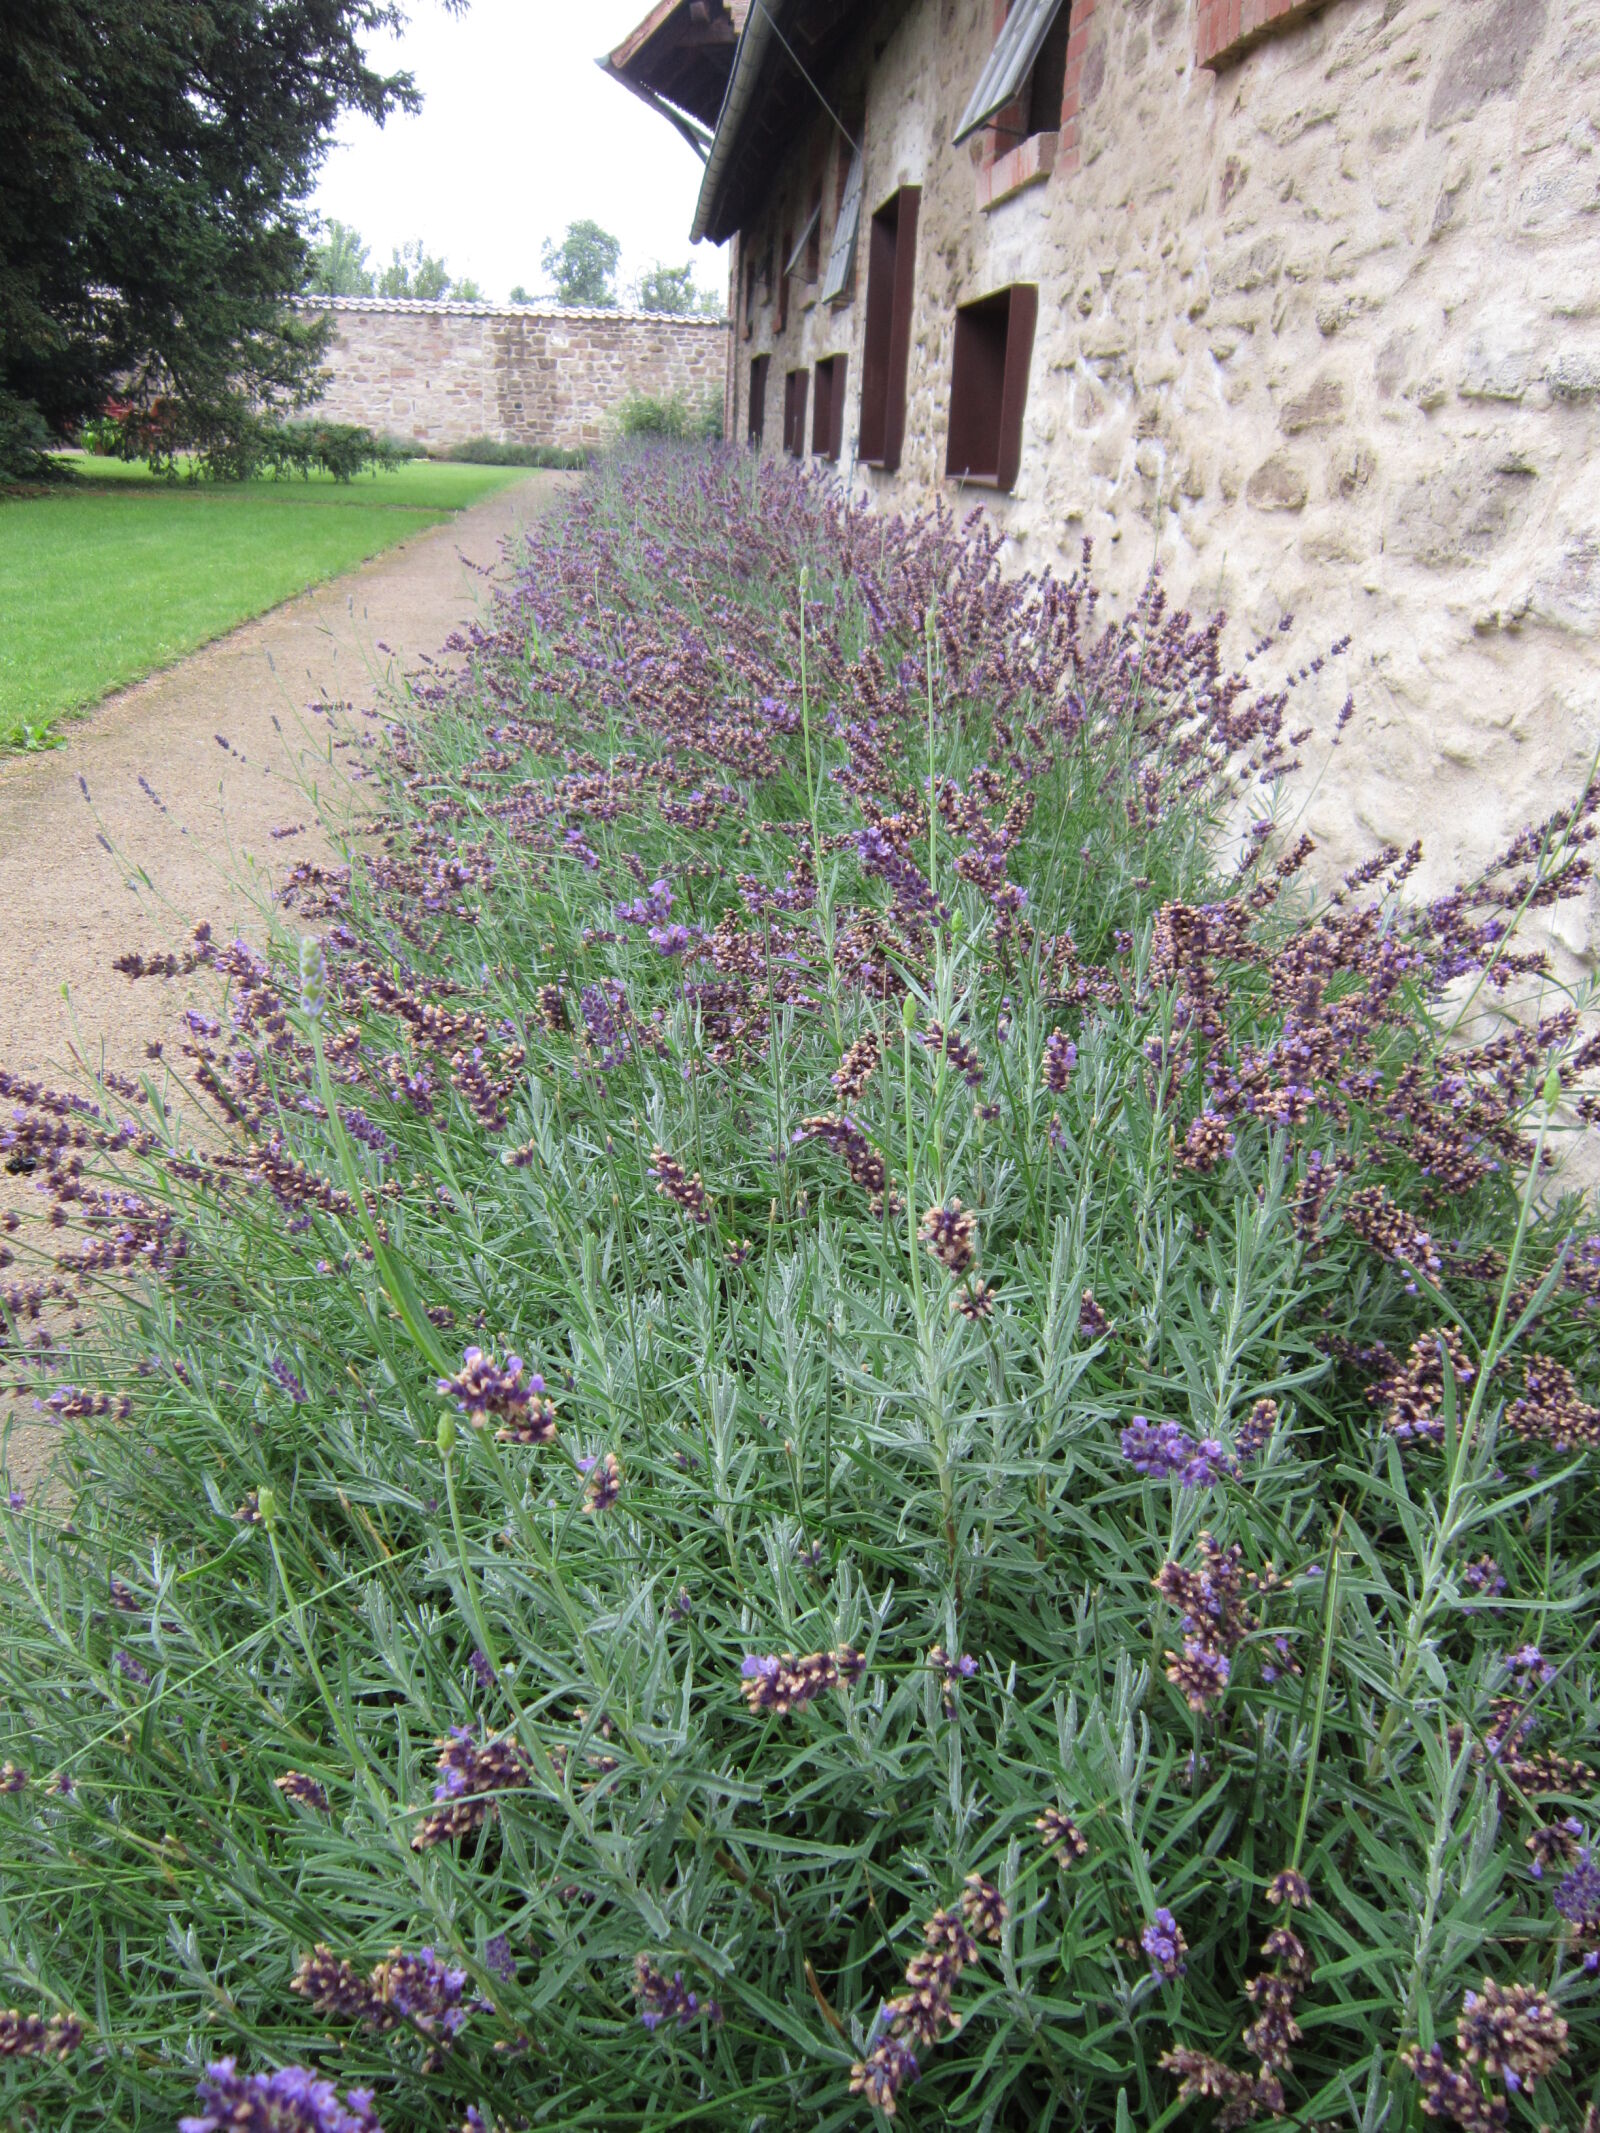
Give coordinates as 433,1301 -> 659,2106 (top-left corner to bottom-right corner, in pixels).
309,0 -> 727,304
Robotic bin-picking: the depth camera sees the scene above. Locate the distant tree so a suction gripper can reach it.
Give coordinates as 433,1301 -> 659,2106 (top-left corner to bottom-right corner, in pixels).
377,241 -> 453,300
631,261 -> 724,317
306,221 -> 375,296
0,0 -> 465,479
508,284 -> 534,305
452,276 -> 483,302
540,221 -> 621,309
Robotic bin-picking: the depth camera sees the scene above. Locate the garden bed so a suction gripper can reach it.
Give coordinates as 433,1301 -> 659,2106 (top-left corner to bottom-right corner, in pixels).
0,452 -> 1596,2132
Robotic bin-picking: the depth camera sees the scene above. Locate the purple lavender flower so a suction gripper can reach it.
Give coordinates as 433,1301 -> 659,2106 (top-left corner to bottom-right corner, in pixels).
579,982 -> 632,1070
338,1108 -> 397,1163
1121,1416 -> 1190,1478
648,922 -> 696,958
1505,1644 -> 1557,1687
633,1954 -> 719,2033
1142,1907 -> 1189,1978
1120,1417 -> 1235,1487
1555,1849 -> 1600,1932
469,1649 -> 496,1693
180,2059 -> 383,2133
582,1450 -> 622,1513
1462,1554 -> 1507,1597
855,825 -> 944,929
616,878 -> 674,928
113,1650 -> 151,1687
5,1487 -> 23,1511
382,1947 -> 470,2036
1042,1030 -> 1077,1092
1181,1438 -> 1232,1487
484,1933 -> 516,1983
437,1349 -> 555,1443
268,1356 -> 309,1405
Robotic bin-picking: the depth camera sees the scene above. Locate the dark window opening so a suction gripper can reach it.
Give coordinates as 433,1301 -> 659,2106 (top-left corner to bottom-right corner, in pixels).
1025,2 -> 1072,140
945,283 -> 1038,494
743,250 -> 757,340
748,354 -> 770,446
964,0 -> 1072,152
812,355 -> 847,460
805,176 -> 824,281
782,367 -> 809,457
777,222 -> 793,332
857,186 -> 920,472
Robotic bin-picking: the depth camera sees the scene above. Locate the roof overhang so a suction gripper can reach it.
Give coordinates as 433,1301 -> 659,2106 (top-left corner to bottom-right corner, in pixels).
690,0 -> 892,246
600,0 -> 748,158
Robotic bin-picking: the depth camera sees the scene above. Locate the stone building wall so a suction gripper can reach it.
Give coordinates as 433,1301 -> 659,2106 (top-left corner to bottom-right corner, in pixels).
733,0 -> 1600,940
301,299 -> 729,451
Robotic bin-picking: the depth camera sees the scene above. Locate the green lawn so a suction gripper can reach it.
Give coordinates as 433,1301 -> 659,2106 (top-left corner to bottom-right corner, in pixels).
0,456 -> 532,748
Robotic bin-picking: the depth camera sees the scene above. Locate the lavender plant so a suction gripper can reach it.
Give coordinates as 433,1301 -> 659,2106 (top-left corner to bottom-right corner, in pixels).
0,451 -> 1598,2132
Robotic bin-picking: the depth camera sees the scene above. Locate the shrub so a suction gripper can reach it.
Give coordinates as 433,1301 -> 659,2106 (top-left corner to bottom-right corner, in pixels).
74,411 -> 126,459
1,454 -> 1598,2133
0,390 -> 64,481
432,436 -> 588,469
613,390 -> 723,443
208,416 -> 405,483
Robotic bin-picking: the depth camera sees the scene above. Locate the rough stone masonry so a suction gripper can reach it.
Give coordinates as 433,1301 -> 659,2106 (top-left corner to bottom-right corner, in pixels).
723,0 -> 1600,945
299,298 -> 729,451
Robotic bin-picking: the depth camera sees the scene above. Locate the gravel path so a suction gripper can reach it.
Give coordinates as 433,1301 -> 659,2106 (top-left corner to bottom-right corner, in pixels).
1,472 -> 560,1492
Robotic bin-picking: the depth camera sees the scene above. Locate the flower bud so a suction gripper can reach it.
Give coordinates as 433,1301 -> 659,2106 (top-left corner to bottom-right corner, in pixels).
1544,1063 -> 1562,1112
902,994 -> 918,1033
256,1485 -> 277,1528
437,1413 -> 458,1457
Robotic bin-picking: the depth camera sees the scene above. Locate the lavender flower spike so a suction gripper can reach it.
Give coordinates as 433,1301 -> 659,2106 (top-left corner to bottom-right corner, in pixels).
180,2058 -> 384,2133
1142,1907 -> 1189,1978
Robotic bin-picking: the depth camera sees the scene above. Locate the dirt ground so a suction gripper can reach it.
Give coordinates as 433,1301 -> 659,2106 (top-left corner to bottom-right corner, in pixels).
0,472 -> 560,1494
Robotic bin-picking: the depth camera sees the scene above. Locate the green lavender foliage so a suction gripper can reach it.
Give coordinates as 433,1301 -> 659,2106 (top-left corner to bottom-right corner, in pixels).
0,452 -> 1596,2132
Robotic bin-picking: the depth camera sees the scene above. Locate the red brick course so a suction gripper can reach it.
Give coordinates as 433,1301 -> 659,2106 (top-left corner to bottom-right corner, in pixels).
978,0 -> 1099,207
1057,0 -> 1098,174
1196,0 -> 1330,70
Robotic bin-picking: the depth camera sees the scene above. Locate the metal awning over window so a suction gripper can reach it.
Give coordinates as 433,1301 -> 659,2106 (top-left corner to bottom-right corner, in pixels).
785,200 -> 821,278
818,148 -> 862,304
952,0 -> 1066,145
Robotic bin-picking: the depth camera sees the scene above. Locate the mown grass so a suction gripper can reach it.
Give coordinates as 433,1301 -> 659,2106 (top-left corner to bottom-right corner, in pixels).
0,455 -> 536,749
0,452 -> 1596,2133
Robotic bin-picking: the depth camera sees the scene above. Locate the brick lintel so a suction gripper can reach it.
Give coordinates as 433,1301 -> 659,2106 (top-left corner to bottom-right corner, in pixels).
1197,0 -> 1329,71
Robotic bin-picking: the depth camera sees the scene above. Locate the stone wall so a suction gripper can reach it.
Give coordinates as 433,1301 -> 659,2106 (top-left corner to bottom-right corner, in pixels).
302,299 -> 729,451
732,0 -> 1600,945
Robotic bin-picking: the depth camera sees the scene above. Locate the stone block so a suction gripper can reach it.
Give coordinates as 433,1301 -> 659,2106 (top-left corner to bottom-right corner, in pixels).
1389,454 -> 1535,567
1548,349 -> 1600,400
1246,454 -> 1309,511
1429,0 -> 1551,132
1280,376 -> 1345,433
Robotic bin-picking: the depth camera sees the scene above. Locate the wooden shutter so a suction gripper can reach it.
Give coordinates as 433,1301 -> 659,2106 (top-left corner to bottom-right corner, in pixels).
857,187 -> 919,473
953,0 -> 1068,144
748,354 -> 769,445
945,284 -> 1038,493
819,147 -> 863,305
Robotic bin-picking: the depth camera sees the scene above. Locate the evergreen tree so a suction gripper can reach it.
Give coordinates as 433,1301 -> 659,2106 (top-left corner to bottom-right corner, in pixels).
0,0 -> 461,476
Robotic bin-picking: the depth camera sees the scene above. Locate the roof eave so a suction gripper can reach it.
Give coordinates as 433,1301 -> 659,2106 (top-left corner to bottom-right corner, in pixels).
691,0 -> 781,245
596,57 -> 715,159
